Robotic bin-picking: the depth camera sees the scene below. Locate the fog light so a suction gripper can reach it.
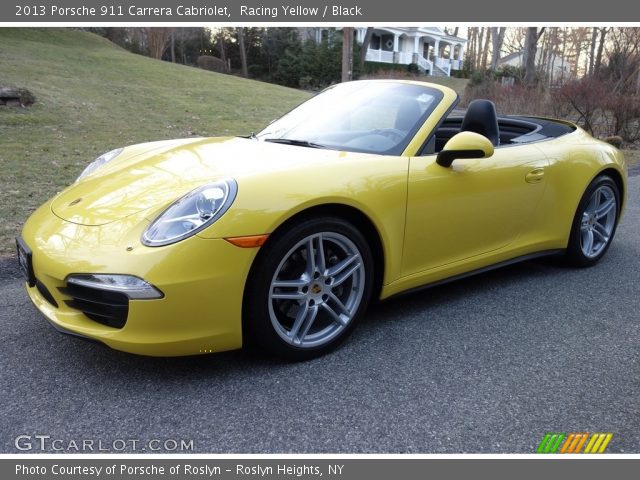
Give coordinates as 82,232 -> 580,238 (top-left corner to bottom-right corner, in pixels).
66,274 -> 163,300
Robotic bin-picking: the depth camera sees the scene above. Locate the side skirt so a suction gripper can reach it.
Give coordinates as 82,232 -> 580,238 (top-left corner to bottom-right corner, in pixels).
385,249 -> 565,301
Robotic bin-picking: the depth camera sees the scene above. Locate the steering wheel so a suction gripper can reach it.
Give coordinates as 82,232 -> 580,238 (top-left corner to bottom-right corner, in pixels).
373,128 -> 406,143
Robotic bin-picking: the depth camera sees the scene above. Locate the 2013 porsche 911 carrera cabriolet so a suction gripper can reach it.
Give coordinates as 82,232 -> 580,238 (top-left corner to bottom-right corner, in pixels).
18,80 -> 627,360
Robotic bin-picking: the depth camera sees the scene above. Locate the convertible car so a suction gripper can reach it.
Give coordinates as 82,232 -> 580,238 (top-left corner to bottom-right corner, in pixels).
18,80 -> 627,359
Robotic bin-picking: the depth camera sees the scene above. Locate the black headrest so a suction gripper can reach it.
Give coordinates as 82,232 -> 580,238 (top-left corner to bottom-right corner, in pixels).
461,99 -> 500,146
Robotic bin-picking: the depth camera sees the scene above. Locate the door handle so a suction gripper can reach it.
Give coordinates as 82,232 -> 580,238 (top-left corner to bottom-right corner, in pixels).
525,168 -> 545,183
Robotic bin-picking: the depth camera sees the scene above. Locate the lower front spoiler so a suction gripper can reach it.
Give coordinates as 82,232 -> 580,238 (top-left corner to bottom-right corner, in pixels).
24,278 -> 244,357
41,308 -> 106,347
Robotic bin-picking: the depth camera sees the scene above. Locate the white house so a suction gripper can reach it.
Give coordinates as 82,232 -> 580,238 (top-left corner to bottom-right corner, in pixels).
497,50 -> 572,82
300,27 -> 467,77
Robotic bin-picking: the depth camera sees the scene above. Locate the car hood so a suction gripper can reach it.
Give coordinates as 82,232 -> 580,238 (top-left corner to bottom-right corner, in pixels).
51,137 -> 364,226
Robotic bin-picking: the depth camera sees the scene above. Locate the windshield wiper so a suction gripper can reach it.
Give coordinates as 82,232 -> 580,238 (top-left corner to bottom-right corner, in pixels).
237,132 -> 258,140
263,138 -> 328,149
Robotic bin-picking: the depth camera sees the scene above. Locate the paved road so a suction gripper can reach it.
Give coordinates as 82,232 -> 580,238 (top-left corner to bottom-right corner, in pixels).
1,176 -> 638,454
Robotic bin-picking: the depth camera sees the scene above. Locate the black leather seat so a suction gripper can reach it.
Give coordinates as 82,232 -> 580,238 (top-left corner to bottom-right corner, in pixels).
460,99 -> 500,146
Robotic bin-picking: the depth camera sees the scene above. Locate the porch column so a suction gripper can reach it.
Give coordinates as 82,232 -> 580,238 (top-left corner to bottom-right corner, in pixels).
434,39 -> 440,57
414,36 -> 420,55
459,44 -> 465,62
393,34 -> 399,52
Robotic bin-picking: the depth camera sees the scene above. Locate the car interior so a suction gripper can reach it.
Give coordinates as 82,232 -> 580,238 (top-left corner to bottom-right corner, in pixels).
422,99 -> 576,155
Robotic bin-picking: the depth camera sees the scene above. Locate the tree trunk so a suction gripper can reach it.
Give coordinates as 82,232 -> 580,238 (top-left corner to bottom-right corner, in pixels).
560,28 -> 568,84
145,27 -> 172,60
594,27 -> 607,74
218,31 -> 228,72
237,27 -> 248,78
548,28 -> 558,86
170,31 -> 176,63
481,27 -> 491,70
465,27 -> 474,70
477,28 -> 485,70
588,27 -> 597,75
359,27 -> 373,68
342,27 -> 354,82
523,27 -> 539,87
490,27 -> 506,71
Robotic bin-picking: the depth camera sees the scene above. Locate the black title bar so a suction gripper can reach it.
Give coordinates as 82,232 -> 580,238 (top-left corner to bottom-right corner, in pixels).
3,0 -> 640,22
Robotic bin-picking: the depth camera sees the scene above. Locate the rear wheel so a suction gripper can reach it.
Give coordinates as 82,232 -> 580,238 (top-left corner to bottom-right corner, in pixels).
243,217 -> 374,360
566,175 -> 620,267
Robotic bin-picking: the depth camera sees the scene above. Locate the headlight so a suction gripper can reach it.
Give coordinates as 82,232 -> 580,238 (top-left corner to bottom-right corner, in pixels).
77,148 -> 123,181
142,179 -> 237,247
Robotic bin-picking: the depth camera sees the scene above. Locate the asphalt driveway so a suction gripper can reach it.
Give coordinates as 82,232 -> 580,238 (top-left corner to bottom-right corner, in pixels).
1,175 -> 638,453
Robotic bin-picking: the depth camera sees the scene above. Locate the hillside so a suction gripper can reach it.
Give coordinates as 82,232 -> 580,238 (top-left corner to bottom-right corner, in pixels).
0,28 -> 311,255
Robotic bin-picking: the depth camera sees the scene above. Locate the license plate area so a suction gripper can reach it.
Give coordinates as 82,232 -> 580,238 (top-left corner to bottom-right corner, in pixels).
16,237 -> 36,287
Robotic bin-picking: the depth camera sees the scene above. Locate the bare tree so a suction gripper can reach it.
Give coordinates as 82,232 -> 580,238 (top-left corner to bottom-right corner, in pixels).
359,27 -> 374,68
594,27 -> 608,75
605,28 -> 640,92
567,28 -> 590,76
342,27 -> 354,82
588,27 -> 598,75
236,27 -> 248,78
523,27 -> 544,87
145,27 -> 173,59
481,27 -> 492,69
465,27 -> 477,69
218,29 -> 228,72
490,27 -> 507,70
476,27 -> 485,69
170,31 -> 176,63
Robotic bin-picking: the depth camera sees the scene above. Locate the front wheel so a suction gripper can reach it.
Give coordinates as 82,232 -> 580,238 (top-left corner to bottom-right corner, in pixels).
243,217 -> 374,360
566,175 -> 620,267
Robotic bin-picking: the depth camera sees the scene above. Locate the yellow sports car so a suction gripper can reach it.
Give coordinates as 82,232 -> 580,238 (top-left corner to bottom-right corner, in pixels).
18,80 -> 627,360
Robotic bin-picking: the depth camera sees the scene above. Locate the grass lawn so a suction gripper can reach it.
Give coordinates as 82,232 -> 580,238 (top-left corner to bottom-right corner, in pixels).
421,76 -> 469,96
0,28 -> 311,256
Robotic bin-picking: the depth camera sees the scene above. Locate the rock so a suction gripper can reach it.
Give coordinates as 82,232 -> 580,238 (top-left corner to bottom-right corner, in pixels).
0,86 -> 36,107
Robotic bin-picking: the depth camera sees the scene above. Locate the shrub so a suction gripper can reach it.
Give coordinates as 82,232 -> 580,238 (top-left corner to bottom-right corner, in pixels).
556,78 -> 609,134
196,55 -> 227,73
463,76 -> 640,143
603,136 -> 624,148
602,95 -> 640,142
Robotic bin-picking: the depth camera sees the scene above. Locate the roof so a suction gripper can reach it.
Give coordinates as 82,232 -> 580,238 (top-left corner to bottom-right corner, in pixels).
497,51 -> 523,64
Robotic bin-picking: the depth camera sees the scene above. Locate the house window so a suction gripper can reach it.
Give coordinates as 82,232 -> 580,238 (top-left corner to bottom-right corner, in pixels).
371,34 -> 381,50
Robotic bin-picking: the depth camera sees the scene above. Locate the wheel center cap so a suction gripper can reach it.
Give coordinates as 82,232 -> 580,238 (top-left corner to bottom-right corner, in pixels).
311,283 -> 322,294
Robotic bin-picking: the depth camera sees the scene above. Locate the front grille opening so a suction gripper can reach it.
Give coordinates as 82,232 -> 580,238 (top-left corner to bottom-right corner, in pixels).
36,280 -> 58,308
58,283 -> 129,329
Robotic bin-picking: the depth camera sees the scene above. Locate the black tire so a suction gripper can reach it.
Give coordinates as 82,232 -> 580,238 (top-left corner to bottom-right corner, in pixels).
243,216 -> 374,360
566,174 -> 621,267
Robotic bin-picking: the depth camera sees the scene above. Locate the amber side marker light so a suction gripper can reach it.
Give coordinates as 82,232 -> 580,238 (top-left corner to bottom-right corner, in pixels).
224,234 -> 269,248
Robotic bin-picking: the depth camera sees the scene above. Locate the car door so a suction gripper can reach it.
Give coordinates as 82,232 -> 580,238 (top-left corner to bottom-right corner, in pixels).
401,146 -> 549,276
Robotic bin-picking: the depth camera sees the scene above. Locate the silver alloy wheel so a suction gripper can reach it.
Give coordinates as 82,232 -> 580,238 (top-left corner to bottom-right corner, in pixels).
580,185 -> 617,258
268,232 -> 365,348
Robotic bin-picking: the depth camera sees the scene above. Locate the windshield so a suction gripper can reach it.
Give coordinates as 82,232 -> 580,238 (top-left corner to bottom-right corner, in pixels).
256,81 -> 444,155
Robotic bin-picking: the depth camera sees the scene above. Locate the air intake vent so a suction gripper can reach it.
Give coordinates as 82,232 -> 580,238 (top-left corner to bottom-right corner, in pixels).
59,282 -> 129,329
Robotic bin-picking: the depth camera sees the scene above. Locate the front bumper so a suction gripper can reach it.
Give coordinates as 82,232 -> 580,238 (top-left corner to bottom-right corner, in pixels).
21,203 -> 258,356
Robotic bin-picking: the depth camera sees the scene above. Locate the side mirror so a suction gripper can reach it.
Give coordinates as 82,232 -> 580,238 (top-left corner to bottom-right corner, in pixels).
436,131 -> 495,168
